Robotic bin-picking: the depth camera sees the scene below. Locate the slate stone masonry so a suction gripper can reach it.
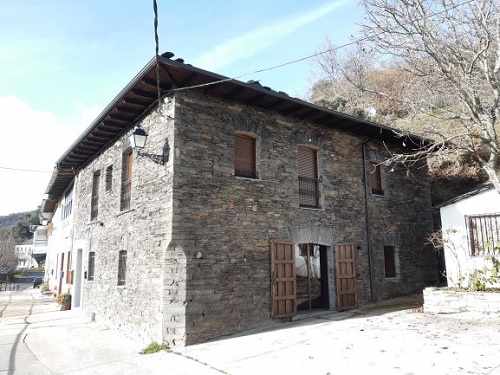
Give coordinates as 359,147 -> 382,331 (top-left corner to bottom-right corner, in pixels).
169,91 -> 438,345
72,90 -> 438,347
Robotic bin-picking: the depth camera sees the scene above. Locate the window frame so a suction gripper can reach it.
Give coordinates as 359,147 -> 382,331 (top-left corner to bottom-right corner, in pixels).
66,251 -> 72,284
90,170 -> 101,220
383,245 -> 397,279
87,251 -> 95,281
297,145 -> 320,209
105,165 -> 113,192
368,161 -> 384,196
466,213 -> 500,257
61,186 -> 73,220
234,133 -> 257,179
120,149 -> 133,211
117,250 -> 127,286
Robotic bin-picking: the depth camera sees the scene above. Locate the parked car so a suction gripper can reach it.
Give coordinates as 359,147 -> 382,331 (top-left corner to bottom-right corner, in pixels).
32,277 -> 42,288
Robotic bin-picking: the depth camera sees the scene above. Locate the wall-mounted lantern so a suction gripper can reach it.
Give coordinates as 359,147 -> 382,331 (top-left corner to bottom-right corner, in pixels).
129,126 -> 169,165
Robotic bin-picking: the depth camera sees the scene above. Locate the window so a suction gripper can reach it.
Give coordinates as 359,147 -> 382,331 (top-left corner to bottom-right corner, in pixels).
120,149 -> 132,211
368,161 -> 384,195
66,251 -> 72,284
298,146 -> 320,208
90,171 -> 100,220
467,214 -> 500,256
234,134 -> 256,178
105,165 -> 113,192
384,246 -> 396,278
61,186 -> 73,220
117,250 -> 127,286
87,252 -> 95,281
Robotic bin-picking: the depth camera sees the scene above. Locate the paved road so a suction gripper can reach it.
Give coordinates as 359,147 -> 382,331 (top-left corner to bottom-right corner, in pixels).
0,286 -> 60,374
1,288 -> 500,375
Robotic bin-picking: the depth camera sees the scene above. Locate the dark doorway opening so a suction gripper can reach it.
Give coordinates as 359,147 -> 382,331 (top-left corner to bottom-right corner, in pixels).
296,244 -> 329,311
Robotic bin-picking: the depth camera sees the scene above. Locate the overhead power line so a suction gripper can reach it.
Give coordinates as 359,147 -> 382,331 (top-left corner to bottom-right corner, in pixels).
0,0 -> 475,176
167,0 -> 475,94
0,166 -> 52,174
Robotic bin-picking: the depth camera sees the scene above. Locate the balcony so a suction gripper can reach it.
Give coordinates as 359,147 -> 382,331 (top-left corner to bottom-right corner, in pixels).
299,176 -> 320,208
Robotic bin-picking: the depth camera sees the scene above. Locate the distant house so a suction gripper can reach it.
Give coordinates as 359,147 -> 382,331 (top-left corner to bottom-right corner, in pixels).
14,226 -> 48,270
32,225 -> 48,267
15,243 -> 37,270
40,52 -> 439,346
439,183 -> 500,288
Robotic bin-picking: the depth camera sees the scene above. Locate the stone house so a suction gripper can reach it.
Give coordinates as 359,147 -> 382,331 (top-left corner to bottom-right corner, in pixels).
40,53 -> 439,346
439,183 -> 500,288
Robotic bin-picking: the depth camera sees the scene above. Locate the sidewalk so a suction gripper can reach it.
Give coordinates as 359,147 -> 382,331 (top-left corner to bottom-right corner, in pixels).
0,288 -> 222,374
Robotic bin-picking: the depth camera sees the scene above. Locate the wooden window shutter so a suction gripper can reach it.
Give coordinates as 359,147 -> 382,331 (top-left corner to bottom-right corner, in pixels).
234,134 -> 256,178
88,252 -> 95,281
297,146 -> 318,179
368,161 -> 383,195
120,149 -> 132,211
90,171 -> 100,220
105,165 -> 113,192
117,250 -> 127,286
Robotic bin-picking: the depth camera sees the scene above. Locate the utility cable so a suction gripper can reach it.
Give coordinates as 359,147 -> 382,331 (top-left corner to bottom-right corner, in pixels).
166,0 -> 475,94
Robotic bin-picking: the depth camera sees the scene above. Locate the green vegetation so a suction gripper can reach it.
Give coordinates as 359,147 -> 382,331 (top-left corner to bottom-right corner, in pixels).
141,341 -> 169,354
56,293 -> 72,310
468,253 -> 500,292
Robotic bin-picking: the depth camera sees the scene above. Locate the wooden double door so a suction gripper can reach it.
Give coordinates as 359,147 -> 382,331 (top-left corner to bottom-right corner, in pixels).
271,241 -> 358,318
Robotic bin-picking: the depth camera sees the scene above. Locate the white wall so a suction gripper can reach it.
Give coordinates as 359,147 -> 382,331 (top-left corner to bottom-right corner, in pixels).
440,188 -> 500,288
44,180 -> 77,296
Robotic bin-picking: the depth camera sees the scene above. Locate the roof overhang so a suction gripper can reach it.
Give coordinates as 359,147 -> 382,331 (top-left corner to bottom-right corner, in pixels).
437,183 -> 494,208
45,52 -> 432,202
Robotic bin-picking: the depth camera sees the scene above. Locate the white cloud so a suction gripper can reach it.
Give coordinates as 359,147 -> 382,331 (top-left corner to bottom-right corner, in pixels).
0,96 -> 98,215
194,0 -> 346,71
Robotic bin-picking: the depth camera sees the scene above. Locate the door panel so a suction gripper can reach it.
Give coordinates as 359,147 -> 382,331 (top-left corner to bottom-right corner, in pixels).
335,244 -> 358,311
271,241 -> 296,318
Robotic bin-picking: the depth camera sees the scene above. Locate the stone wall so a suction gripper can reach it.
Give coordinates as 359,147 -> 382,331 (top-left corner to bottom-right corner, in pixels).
69,89 -> 438,347
73,98 -> 176,346
169,91 -> 438,345
365,151 -> 438,301
424,287 -> 500,314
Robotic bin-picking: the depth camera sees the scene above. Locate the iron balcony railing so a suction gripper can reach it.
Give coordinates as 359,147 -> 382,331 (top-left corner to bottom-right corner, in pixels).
299,176 -> 320,208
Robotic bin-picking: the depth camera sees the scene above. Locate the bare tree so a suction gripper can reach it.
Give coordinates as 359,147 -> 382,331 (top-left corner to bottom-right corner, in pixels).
315,0 -> 500,190
0,229 -> 18,276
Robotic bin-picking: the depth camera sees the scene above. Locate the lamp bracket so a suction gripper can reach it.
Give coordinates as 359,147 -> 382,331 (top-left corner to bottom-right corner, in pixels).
137,151 -> 165,165
136,140 -> 169,166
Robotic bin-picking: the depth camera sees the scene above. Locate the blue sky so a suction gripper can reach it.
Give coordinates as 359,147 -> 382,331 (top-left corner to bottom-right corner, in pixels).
0,0 -> 363,214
